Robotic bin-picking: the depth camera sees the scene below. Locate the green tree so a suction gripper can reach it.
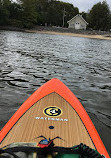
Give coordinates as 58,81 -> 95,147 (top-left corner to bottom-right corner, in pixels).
8,2 -> 23,27
35,0 -> 49,25
88,1 -> 110,31
9,2 -> 22,20
63,3 -> 79,27
45,1 -> 79,27
80,12 -> 88,21
0,0 -> 79,28
18,0 -> 38,28
0,0 -> 11,25
46,1 -> 63,26
34,0 -> 79,27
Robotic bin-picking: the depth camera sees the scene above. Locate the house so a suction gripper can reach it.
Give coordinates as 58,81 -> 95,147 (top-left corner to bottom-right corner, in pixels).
67,14 -> 88,30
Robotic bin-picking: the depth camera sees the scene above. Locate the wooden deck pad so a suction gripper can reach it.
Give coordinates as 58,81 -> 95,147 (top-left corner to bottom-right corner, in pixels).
0,92 -> 95,149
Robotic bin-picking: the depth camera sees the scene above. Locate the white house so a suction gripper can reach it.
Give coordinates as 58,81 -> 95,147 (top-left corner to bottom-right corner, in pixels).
67,14 -> 88,30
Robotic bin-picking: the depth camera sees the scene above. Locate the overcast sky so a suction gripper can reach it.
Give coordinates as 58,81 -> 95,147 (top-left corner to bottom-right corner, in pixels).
60,0 -> 111,12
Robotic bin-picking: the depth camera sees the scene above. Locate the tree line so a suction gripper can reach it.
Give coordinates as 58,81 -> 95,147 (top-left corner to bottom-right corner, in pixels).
0,0 -> 111,31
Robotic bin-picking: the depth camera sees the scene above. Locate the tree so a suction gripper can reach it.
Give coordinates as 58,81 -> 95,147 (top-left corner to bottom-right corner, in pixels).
34,0 -> 79,27
0,0 -> 80,28
17,0 -> 38,28
7,2 -> 23,27
62,3 -> 79,27
46,1 -> 64,26
8,2 -> 22,20
0,0 -> 11,25
35,0 -> 49,25
46,1 -> 79,27
80,12 -> 88,21
88,1 -> 111,31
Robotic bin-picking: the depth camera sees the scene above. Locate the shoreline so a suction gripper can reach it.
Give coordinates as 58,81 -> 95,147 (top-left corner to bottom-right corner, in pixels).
26,29 -> 111,40
0,25 -> 111,40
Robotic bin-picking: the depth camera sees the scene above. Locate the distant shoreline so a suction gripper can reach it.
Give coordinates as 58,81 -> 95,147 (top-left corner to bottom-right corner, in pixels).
0,25 -> 111,40
26,26 -> 111,40
26,29 -> 111,40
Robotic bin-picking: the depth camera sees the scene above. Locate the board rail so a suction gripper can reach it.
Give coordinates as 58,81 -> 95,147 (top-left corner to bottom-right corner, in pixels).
0,78 -> 109,158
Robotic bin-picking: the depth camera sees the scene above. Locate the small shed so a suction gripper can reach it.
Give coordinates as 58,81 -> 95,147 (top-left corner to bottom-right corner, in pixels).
67,14 -> 88,30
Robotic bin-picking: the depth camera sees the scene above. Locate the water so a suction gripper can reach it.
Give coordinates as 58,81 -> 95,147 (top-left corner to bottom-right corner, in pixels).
0,31 -> 111,155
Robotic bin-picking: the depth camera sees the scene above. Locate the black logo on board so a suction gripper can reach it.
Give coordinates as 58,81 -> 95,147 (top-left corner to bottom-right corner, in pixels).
43,107 -> 62,117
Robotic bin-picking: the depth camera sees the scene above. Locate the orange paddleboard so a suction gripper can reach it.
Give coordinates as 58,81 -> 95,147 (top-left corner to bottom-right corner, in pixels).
0,78 -> 109,158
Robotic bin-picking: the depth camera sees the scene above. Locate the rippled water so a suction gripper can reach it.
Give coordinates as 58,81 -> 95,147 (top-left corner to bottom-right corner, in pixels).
0,31 -> 111,155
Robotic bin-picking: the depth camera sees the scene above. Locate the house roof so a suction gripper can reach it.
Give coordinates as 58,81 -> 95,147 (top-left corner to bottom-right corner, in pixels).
67,14 -> 88,25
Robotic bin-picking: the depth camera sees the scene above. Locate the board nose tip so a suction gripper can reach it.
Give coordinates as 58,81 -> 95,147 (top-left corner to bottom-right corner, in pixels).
47,78 -> 65,87
50,78 -> 62,83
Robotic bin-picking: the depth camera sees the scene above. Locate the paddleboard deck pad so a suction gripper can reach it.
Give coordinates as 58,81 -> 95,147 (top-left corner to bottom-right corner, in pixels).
0,78 -> 109,158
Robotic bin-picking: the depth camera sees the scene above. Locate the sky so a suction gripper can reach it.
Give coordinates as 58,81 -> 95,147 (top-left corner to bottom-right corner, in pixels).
60,0 -> 111,12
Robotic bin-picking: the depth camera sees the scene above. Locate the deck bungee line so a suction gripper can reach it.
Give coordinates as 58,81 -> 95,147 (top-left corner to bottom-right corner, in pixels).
0,78 -> 110,158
